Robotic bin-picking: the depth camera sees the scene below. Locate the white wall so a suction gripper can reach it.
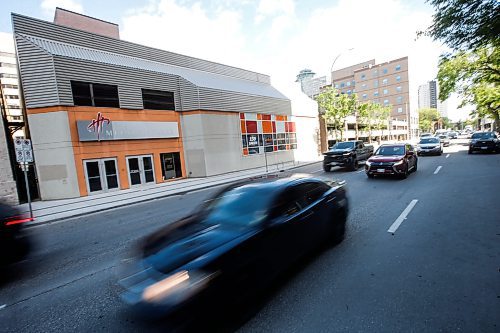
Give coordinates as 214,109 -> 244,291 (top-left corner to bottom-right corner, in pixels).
28,111 -> 80,199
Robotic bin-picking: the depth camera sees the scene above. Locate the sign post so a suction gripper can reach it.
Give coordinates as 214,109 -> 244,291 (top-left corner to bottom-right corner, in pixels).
15,138 -> 34,219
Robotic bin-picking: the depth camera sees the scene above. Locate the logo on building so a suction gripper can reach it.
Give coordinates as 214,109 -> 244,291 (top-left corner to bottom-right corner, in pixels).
87,112 -> 111,141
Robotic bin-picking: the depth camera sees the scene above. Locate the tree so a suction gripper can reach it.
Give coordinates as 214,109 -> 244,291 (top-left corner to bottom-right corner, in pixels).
438,46 -> 500,131
315,87 -> 355,141
419,108 -> 440,132
372,104 -> 391,141
421,0 -> 500,51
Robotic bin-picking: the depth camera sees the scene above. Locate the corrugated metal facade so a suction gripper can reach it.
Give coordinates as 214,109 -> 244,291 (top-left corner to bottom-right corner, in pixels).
12,14 -> 290,115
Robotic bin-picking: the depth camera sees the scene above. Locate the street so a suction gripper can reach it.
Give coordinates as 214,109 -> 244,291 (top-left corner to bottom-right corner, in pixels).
1,141 -> 499,332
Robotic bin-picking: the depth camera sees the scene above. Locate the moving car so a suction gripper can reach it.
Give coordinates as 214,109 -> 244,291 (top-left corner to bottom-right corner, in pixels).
448,131 -> 458,139
0,201 -> 32,267
365,143 -> 418,179
118,175 -> 348,317
468,131 -> 500,154
419,133 -> 433,138
436,134 -> 450,147
323,140 -> 374,171
417,137 -> 443,156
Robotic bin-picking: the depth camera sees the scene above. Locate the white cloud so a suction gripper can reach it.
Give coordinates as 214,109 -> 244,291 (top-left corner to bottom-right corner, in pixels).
40,0 -> 84,18
255,0 -> 295,24
121,0 -> 448,111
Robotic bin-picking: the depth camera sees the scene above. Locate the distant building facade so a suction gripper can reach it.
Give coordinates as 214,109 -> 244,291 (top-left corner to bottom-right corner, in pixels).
0,49 -> 24,138
331,57 -> 418,140
419,80 -> 448,118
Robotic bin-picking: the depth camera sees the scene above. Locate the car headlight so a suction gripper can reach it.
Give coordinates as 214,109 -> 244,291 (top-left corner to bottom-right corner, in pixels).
393,160 -> 404,166
342,152 -> 352,156
141,270 -> 217,304
470,139 -> 477,144
365,160 -> 371,166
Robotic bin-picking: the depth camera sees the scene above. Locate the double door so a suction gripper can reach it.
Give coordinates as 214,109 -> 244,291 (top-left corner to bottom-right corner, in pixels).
84,158 -> 119,194
127,155 -> 155,186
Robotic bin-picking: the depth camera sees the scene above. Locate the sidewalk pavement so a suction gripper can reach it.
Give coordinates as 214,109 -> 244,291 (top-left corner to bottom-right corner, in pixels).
17,160 -> 322,226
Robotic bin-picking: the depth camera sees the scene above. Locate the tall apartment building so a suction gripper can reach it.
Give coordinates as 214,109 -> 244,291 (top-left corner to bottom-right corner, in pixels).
295,69 -> 326,98
331,57 -> 418,139
0,49 -> 24,138
418,80 -> 448,118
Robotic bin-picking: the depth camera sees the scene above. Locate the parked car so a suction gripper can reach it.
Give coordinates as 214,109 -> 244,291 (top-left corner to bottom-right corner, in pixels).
436,134 -> 450,147
118,175 -> 349,318
323,140 -> 374,171
417,137 -> 443,156
419,133 -> 433,138
365,143 -> 418,179
468,131 -> 500,154
0,201 -> 33,267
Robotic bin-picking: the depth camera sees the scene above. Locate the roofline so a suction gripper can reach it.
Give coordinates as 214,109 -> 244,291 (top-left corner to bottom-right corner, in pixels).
11,13 -> 270,82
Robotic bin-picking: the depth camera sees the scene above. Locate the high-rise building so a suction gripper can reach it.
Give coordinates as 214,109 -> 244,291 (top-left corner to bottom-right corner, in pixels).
0,48 -> 24,138
295,69 -> 326,98
331,57 -> 417,139
418,80 -> 448,118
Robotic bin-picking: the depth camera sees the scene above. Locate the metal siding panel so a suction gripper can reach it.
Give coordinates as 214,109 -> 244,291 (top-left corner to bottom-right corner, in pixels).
12,14 -> 270,84
14,35 -> 60,108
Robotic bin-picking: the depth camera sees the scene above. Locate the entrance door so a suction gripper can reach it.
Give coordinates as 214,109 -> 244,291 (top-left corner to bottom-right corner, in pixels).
160,152 -> 182,180
84,158 -> 119,194
127,155 -> 155,186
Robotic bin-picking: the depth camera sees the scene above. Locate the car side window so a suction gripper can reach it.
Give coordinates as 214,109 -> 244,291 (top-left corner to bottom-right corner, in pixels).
269,186 -> 303,218
296,182 -> 330,208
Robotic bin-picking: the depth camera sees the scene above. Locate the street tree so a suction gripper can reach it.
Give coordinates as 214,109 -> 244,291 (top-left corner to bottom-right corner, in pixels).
372,104 -> 391,141
419,108 -> 440,132
315,87 -> 355,141
421,0 -> 500,51
438,46 -> 499,131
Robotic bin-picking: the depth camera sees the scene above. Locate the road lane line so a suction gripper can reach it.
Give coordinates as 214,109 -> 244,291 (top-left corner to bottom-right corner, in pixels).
446,154 -> 450,158
388,199 -> 418,234
357,170 -> 364,173
311,169 -> 324,174
434,166 -> 442,174
0,304 -> 6,310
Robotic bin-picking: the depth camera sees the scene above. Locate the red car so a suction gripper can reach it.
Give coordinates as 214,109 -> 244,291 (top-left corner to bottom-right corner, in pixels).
365,144 -> 418,179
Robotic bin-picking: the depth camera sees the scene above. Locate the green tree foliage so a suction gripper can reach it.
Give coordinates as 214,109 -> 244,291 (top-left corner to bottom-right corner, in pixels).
438,46 -> 500,130
419,108 -> 440,132
422,0 -> 500,51
315,87 -> 356,141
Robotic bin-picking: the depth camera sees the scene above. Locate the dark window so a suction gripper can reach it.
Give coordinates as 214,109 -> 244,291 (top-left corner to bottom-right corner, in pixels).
142,89 -> 175,110
70,81 -> 119,108
160,152 -> 182,180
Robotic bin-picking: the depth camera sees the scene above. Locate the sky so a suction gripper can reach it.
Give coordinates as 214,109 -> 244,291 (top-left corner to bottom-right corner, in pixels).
0,0 -> 470,121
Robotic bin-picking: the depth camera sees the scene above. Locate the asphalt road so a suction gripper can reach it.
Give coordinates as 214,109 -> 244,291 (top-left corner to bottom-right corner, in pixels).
1,141 -> 499,332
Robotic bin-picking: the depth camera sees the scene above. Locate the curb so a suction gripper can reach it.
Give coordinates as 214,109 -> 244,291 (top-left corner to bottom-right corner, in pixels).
26,160 -> 322,228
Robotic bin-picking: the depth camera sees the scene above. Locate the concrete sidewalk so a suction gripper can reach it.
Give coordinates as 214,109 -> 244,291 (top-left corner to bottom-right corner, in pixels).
18,160 -> 321,226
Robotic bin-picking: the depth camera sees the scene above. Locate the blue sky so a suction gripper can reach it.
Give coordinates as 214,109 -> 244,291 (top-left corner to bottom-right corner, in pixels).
0,0 -> 468,120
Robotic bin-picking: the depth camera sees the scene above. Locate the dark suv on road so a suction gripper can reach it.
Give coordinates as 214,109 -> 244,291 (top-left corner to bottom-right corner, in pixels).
468,132 -> 500,154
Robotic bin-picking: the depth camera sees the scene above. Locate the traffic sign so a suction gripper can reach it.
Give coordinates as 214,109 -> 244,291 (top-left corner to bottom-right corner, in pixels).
14,138 -> 33,163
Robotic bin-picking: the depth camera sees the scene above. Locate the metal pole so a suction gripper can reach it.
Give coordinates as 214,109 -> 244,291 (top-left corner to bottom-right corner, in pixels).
264,149 -> 268,174
23,163 -> 33,219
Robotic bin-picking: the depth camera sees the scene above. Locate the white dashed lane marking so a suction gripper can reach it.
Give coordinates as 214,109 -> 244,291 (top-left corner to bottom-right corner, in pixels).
446,154 -> 450,158
434,166 -> 442,174
388,199 -> 419,234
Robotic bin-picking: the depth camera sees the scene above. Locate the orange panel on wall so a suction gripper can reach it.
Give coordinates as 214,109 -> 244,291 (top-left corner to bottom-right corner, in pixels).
262,121 -> 273,133
240,120 -> 246,133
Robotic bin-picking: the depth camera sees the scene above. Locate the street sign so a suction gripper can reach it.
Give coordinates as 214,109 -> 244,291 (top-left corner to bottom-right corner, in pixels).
14,138 -> 33,163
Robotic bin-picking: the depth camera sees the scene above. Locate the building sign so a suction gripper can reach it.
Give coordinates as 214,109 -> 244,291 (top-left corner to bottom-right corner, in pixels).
77,119 -> 179,141
240,113 -> 297,156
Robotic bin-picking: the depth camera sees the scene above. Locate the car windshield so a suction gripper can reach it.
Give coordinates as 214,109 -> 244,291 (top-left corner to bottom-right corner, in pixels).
201,184 -> 273,228
332,142 -> 355,149
419,138 -> 440,144
376,146 -> 405,156
471,132 -> 493,139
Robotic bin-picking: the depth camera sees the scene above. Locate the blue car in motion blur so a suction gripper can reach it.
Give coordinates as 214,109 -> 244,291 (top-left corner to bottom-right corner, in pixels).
118,175 -> 348,317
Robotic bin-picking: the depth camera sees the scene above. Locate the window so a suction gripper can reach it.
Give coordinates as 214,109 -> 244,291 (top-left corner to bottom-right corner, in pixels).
395,64 -> 401,71
5,95 -> 18,99
396,86 -> 402,92
397,96 -> 403,103
383,68 -> 388,74
362,94 -> 367,99
397,107 -> 402,113
383,89 -> 388,95
142,89 -> 175,110
340,82 -> 345,88
71,81 -> 120,107
382,78 -> 388,85
160,152 -> 182,179
374,91 -> 379,97
361,74 -> 366,80
374,80 -> 379,88
361,83 -> 367,89
347,90 -> 352,95
396,75 -> 401,82
334,84 -> 339,88
83,158 -> 120,194
373,70 -> 378,77
346,81 -> 351,87
352,81 -> 356,86
384,99 -> 389,105
0,73 -> 17,79
1,84 -> 18,89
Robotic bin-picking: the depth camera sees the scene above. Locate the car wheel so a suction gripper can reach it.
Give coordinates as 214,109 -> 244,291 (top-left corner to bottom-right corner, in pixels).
400,165 -> 409,179
413,161 -> 418,172
468,149 -> 472,154
323,165 -> 331,172
329,208 -> 347,245
349,158 -> 358,171
367,173 -> 374,179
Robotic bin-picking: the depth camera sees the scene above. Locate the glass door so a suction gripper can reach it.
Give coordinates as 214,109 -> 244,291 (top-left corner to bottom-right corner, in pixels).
160,152 -> 182,179
84,158 -> 119,194
127,155 -> 155,186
